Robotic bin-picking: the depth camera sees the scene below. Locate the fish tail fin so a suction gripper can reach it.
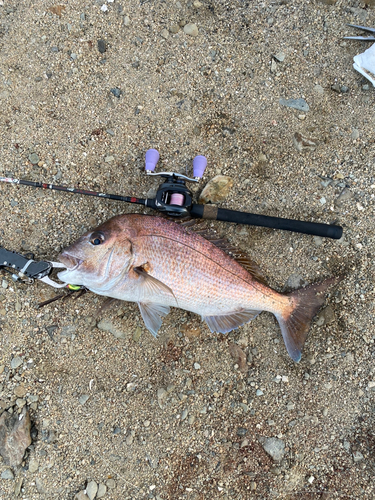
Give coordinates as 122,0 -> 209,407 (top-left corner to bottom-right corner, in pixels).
275,277 -> 342,362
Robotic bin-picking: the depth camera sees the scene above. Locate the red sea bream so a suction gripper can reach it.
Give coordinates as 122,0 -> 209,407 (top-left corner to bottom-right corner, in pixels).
58,214 -> 339,362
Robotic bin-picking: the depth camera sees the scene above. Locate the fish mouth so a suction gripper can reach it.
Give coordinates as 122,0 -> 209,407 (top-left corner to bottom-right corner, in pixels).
58,252 -> 83,271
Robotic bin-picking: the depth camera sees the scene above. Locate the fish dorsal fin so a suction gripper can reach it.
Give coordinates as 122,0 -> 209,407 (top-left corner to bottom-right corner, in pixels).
138,302 -> 170,337
203,308 -> 260,334
181,221 -> 267,285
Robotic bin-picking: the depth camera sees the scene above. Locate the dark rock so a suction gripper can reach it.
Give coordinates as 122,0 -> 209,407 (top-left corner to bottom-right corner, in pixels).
0,407 -> 32,466
110,88 -> 122,98
97,39 -> 107,53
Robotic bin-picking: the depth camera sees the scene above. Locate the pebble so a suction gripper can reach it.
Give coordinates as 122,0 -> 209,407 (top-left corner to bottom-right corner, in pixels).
316,305 -> 335,326
1,469 -> 14,479
14,385 -> 26,398
313,84 -> 324,94
97,483 -> 107,498
28,153 -> 40,164
2,279 -> 8,289
75,492 -> 89,500
351,129 -> 359,140
256,389 -> 264,396
293,132 -> 317,152
183,23 -> 198,37
126,434 -> 133,445
79,394 -> 90,405
11,356 -> 23,369
106,478 -> 116,489
261,437 -> 286,462
14,476 -> 23,495
279,97 -> 309,112
110,88 -> 122,98
181,409 -> 188,421
29,457 -> 39,473
170,24 -> 180,34
237,427 -> 248,436
123,15 -> 130,26
274,51 -> 285,62
335,188 -> 354,207
144,420 -> 151,427
199,175 -> 234,203
104,155 -> 115,163
97,319 -> 126,339
353,451 -> 364,463
86,480 -> 98,500
228,343 -> 247,372
132,326 -> 142,342
160,28 -> 169,39
331,84 -> 349,94
97,39 -> 107,53
194,362 -> 201,370
0,408 -> 31,467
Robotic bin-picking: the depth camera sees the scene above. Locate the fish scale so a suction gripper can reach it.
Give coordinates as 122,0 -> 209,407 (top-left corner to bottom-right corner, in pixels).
58,214 -> 341,362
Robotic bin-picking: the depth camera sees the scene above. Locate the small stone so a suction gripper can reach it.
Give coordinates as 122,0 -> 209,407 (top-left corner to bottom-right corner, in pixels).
183,23 -> 198,37
132,326 -> 142,342
181,409 -> 188,421
14,385 -> 27,398
144,420 -> 151,427
14,475 -> 23,495
313,84 -> 324,94
193,0 -> 202,7
351,129 -> 359,140
75,492 -> 89,500
126,434 -> 133,445
261,437 -> 285,462
274,51 -> 285,62
86,480 -> 98,500
160,28 -> 169,39
1,469 -> 14,479
79,394 -> 90,405
256,389 -> 264,396
188,415 -> 195,425
194,362 -> 201,370
97,319 -> 126,339
104,155 -> 115,163
293,132 -> 317,152
316,305 -> 335,326
237,428 -> 248,436
110,88 -> 122,98
353,451 -> 364,463
106,478 -> 116,489
270,59 -> 277,73
29,457 -> 39,473
35,478 -> 46,494
0,90 -> 10,99
97,483 -> 107,498
335,188 -> 354,207
228,343 -> 247,372
0,407 -> 31,467
11,357 -> 23,369
170,24 -> 180,34
101,4 -> 108,12
279,98 -> 309,112
28,153 -> 40,165
0,365 -> 4,374
2,279 -> 8,289
322,408 -> 329,416
199,175 -> 233,203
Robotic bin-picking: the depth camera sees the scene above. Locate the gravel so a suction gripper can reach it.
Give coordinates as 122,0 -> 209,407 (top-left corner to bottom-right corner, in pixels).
0,1 -> 374,499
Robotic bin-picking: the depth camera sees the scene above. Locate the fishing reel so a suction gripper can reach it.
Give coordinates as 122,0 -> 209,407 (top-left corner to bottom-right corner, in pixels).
144,149 -> 207,217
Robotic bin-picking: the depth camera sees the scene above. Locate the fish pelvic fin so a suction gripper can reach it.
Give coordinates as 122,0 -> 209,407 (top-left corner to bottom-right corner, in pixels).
203,309 -> 260,334
276,276 -> 343,363
138,302 -> 171,337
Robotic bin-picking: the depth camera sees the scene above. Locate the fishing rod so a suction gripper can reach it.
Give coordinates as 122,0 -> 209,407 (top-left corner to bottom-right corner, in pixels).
0,149 -> 343,239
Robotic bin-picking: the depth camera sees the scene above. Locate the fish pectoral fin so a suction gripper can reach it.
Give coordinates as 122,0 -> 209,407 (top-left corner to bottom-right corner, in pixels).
138,302 -> 170,337
203,309 -> 260,334
133,265 -> 177,305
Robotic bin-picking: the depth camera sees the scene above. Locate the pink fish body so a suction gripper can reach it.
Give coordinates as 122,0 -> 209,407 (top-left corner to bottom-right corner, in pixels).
58,214 -> 339,362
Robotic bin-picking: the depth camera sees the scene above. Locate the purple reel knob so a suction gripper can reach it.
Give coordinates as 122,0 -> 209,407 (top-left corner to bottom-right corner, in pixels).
145,149 -> 160,172
193,155 -> 207,179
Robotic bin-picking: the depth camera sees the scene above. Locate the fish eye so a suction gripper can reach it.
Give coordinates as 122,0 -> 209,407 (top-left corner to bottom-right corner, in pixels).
89,232 -> 105,246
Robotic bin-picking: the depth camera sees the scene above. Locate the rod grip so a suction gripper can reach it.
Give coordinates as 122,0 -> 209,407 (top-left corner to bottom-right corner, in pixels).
190,204 -> 343,240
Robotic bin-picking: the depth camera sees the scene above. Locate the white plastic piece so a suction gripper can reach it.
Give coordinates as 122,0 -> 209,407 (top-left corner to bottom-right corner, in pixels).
353,42 -> 375,86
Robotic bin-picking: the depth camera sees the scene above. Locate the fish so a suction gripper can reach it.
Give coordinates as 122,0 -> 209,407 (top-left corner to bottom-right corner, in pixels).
57,214 -> 341,362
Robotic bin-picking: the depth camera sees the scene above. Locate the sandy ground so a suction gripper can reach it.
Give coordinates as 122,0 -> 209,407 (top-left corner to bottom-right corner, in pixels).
0,0 -> 374,499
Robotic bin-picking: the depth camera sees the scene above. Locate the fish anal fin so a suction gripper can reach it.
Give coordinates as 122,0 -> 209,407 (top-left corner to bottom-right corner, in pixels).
203,309 -> 260,334
138,302 -> 170,337
276,276 -> 343,362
